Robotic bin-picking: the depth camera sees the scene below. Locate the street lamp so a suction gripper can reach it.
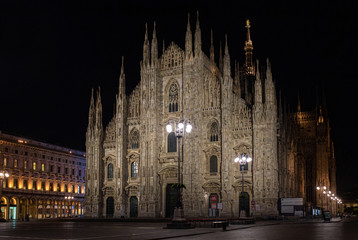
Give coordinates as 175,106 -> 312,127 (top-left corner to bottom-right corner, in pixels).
0,170 -> 10,221
166,119 -> 192,226
64,196 -> 74,217
316,183 -> 327,215
234,153 -> 252,217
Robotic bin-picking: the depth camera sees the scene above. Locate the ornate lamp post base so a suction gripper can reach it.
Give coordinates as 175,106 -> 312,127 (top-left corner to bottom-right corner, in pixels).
166,207 -> 192,229
239,210 -> 247,218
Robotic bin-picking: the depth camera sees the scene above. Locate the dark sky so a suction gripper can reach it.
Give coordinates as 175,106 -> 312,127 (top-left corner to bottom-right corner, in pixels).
1,1 -> 357,196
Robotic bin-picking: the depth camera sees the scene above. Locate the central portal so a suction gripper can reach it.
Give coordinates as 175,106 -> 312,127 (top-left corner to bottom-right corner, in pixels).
165,184 -> 179,218
239,192 -> 250,217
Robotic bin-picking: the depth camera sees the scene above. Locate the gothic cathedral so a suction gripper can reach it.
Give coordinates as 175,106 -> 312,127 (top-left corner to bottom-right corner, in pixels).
84,14 -> 336,218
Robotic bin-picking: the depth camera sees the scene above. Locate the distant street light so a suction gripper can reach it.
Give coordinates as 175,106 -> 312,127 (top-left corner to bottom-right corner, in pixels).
65,196 -> 74,217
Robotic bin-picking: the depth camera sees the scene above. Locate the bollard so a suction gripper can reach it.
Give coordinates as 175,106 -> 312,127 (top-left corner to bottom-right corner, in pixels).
222,222 -> 227,231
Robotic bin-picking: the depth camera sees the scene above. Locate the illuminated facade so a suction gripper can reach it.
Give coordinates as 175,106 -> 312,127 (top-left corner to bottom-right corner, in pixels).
0,131 -> 86,220
278,101 -> 337,215
85,14 -> 336,218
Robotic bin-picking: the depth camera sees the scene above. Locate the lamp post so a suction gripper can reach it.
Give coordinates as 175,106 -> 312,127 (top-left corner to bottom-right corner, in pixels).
0,170 -> 10,221
234,153 -> 252,217
166,119 -> 192,228
64,196 -> 74,217
316,183 -> 327,215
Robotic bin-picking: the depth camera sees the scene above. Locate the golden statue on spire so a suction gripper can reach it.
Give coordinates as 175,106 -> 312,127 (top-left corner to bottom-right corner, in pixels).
246,19 -> 250,28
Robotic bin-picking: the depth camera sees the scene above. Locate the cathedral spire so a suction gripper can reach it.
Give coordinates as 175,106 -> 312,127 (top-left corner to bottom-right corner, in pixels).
235,61 -> 241,98
254,60 -> 262,104
143,23 -> 150,66
223,34 -> 231,77
119,56 -> 126,96
265,58 -> 275,104
194,11 -> 202,58
210,29 -> 215,63
185,13 -> 193,59
88,88 -> 95,130
151,21 -> 158,66
244,19 -> 254,75
219,40 -> 223,72
95,87 -> 103,129
117,56 -> 126,117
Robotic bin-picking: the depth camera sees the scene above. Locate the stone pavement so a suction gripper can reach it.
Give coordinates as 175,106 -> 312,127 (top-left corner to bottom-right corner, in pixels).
0,217 -> 344,240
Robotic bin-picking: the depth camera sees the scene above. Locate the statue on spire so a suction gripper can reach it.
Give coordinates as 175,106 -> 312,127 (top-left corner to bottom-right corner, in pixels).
244,19 -> 254,75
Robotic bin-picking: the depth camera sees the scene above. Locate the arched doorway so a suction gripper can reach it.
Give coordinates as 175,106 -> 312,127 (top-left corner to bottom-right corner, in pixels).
106,197 -> 114,218
129,196 -> 138,218
1,197 -> 8,220
9,198 -> 17,220
239,192 -> 250,217
29,199 -> 37,219
165,184 -> 179,218
19,199 -> 28,220
209,193 -> 219,217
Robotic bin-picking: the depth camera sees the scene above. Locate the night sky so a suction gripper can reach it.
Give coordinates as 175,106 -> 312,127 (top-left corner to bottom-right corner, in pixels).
1,1 -> 357,198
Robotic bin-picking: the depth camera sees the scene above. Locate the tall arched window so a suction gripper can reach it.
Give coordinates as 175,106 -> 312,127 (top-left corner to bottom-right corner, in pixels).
167,132 -> 177,152
168,83 -> 178,112
210,155 -> 218,173
210,122 -> 219,142
131,162 -> 138,178
107,163 -> 113,179
130,130 -> 139,149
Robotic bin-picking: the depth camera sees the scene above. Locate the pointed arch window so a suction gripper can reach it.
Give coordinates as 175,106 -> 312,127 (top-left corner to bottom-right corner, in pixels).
130,130 -> 139,149
167,132 -> 177,153
210,122 -> 219,142
107,163 -> 113,179
131,162 -> 138,178
169,83 -> 179,112
210,155 -> 218,173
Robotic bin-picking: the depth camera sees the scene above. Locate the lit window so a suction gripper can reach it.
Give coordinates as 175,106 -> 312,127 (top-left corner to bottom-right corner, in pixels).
41,163 -> 45,171
33,162 -> 37,170
24,160 -> 27,169
131,162 -> 138,178
13,179 -> 18,189
3,157 -> 7,167
14,159 -> 18,168
77,185 -> 80,193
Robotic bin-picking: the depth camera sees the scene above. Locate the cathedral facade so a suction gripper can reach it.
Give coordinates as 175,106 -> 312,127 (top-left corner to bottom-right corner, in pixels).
84,14 -> 336,218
